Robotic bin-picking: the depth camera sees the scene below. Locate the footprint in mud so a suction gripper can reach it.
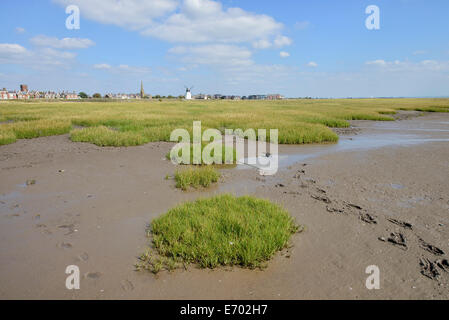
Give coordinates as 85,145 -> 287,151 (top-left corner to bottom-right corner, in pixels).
345,202 -> 363,210
275,183 -> 285,188
359,212 -> 377,224
418,237 -> 445,256
120,279 -> 134,292
379,232 -> 407,250
283,191 -> 300,196
311,194 -> 331,204
84,272 -> 102,279
77,252 -> 89,262
293,169 -> 305,179
387,218 -> 413,230
419,258 -> 440,280
436,259 -> 449,272
7,213 -> 20,218
326,206 -> 345,214
57,242 -> 72,249
58,224 -> 77,235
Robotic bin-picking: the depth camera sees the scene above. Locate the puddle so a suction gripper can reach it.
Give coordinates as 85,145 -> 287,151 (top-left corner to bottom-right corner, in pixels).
237,115 -> 449,171
391,184 -> 405,190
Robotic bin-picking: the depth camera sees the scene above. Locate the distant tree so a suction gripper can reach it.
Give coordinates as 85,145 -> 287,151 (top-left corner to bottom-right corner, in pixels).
167,95 -> 174,99
78,92 -> 88,99
154,95 -> 161,99
93,93 -> 102,99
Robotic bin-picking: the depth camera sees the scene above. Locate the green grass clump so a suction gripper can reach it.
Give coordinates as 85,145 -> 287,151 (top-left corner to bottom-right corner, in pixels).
167,143 -> 237,165
139,194 -> 299,272
5,119 -> 72,139
70,126 -> 148,146
174,166 -> 220,190
0,129 -> 17,145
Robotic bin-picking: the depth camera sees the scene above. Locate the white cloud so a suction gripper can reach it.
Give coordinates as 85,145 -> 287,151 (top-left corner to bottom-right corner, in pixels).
30,35 -> 95,49
307,61 -> 318,67
169,44 -> 253,67
0,43 -> 76,68
93,63 -> 111,69
279,51 -> 290,58
294,21 -> 310,30
412,50 -> 427,55
0,43 -> 28,55
93,63 -> 151,74
253,35 -> 292,50
53,0 -> 290,73
142,0 -> 283,44
252,39 -> 272,49
15,27 -> 26,34
366,59 -> 387,66
365,59 -> 449,72
274,35 -> 292,48
53,0 -> 178,29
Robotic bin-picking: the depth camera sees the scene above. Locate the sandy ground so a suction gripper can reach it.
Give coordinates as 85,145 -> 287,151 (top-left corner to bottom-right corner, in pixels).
0,112 -> 448,299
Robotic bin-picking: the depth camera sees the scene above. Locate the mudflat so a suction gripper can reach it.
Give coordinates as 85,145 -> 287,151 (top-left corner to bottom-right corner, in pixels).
0,112 -> 448,299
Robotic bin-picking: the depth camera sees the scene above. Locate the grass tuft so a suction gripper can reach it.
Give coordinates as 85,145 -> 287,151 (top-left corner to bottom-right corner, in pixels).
137,194 -> 299,272
5,119 -> 72,139
167,143 -> 237,165
70,126 -> 148,146
0,129 -> 17,145
174,166 -> 220,190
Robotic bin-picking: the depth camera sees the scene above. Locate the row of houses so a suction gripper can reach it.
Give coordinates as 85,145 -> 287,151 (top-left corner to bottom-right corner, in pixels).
204,94 -> 284,100
104,93 -> 142,99
0,88 -> 79,100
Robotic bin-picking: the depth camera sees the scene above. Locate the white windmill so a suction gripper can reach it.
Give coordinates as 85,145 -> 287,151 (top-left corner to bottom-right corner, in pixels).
185,86 -> 193,100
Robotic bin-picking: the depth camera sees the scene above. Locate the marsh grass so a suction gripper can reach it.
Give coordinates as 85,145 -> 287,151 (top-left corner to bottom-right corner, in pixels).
1,98 -> 448,146
167,142 -> 237,165
70,126 -> 148,146
174,166 -> 220,190
3,119 -> 72,140
0,129 -> 16,145
136,194 -> 299,273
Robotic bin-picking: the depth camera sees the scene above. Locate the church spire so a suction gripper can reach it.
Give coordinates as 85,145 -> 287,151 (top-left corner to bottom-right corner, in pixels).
140,80 -> 145,98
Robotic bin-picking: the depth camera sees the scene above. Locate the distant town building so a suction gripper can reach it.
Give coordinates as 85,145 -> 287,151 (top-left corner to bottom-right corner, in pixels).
194,93 -> 208,100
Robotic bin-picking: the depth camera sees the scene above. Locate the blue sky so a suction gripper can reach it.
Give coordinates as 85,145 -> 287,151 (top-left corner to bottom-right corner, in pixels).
1,0 -> 448,97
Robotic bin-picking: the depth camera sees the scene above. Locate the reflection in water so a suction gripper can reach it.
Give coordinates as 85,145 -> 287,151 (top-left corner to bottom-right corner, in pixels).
238,116 -> 449,171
